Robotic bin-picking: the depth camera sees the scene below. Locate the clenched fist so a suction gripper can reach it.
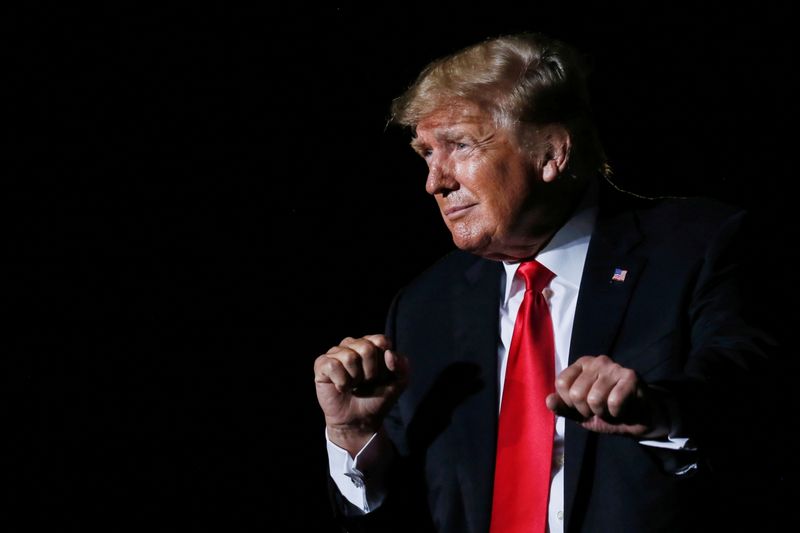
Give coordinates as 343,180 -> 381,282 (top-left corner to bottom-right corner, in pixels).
546,355 -> 670,439
314,334 -> 409,456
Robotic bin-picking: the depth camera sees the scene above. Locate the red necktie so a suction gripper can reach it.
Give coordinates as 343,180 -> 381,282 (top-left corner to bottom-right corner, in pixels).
490,261 -> 556,533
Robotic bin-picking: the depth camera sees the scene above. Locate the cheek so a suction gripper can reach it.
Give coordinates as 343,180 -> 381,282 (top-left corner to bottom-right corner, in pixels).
469,161 -> 520,212
493,173 -> 531,224
480,183 -> 517,223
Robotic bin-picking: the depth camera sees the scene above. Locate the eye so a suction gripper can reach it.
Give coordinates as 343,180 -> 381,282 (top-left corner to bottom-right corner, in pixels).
456,142 -> 469,150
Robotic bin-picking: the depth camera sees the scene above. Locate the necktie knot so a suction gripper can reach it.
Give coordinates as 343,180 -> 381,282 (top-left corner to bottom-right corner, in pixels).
517,260 -> 555,295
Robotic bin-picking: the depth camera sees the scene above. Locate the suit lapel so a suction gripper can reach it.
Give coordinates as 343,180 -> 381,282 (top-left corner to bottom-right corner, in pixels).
439,186 -> 649,532
564,196 -> 647,532
451,256 -> 503,533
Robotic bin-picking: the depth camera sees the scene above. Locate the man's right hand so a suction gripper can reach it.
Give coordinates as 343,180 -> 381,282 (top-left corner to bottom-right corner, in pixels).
314,334 -> 409,457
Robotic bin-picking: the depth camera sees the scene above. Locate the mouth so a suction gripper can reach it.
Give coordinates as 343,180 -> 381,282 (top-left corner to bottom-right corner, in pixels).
443,203 -> 477,219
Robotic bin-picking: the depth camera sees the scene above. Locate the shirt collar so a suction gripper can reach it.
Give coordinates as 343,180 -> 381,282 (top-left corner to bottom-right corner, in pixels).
502,181 -> 598,302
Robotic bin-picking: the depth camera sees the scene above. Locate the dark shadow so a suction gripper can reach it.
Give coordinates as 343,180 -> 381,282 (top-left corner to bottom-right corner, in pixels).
407,362 -> 485,454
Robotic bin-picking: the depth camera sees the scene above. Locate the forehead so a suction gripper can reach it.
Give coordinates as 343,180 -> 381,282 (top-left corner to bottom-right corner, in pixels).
415,102 -> 496,138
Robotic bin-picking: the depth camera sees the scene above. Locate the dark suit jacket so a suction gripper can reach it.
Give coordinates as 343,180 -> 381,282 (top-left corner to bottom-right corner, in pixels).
332,182 -> 774,533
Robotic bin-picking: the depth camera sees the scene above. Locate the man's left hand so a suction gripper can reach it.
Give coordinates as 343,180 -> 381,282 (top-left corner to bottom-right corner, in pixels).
545,355 -> 670,439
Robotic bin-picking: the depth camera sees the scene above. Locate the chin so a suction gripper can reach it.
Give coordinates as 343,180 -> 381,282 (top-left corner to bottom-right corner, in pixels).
450,232 -> 492,257
447,217 -> 502,255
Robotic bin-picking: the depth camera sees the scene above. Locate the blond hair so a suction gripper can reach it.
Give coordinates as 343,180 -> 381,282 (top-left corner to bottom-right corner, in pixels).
390,33 -> 608,175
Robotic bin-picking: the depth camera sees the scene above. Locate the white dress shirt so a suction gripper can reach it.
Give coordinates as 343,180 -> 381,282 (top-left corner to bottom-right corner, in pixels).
496,196 -> 597,532
326,188 -> 691,531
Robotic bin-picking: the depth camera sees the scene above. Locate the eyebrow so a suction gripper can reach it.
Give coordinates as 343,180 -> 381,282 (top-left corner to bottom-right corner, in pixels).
436,128 -> 471,142
409,129 -> 472,154
410,137 -> 429,155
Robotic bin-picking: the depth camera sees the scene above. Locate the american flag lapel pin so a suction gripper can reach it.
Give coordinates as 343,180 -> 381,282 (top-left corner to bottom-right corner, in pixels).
611,268 -> 628,283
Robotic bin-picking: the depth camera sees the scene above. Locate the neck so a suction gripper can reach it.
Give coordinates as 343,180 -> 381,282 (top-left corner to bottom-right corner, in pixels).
503,177 -> 592,262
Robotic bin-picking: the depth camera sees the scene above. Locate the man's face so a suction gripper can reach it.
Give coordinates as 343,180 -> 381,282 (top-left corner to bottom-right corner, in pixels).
412,102 -> 564,261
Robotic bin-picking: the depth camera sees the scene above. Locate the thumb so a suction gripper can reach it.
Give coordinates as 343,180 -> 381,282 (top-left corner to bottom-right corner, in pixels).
546,392 -> 564,413
385,349 -> 410,387
547,392 -> 583,421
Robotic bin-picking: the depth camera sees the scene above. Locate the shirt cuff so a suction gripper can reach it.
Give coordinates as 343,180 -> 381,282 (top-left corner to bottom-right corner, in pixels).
639,436 -> 696,450
639,384 -> 698,451
637,385 -> 699,475
326,428 -> 392,514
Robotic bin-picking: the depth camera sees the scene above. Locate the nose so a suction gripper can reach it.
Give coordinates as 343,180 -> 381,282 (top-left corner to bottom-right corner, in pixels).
425,154 -> 458,196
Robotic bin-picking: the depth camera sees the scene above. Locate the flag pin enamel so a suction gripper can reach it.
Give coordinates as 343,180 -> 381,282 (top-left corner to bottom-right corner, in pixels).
611,268 -> 628,282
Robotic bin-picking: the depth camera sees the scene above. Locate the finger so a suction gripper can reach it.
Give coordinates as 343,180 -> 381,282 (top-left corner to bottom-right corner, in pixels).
586,371 -> 617,417
554,362 -> 584,409
313,353 -> 336,382
546,391 -> 567,413
384,349 -> 398,372
385,349 -> 410,386
364,334 -> 392,351
350,350 -> 410,399
326,347 -> 365,385
313,355 -> 353,392
546,392 -> 585,421
340,334 -> 390,351
340,337 -> 387,381
606,368 -> 638,418
565,366 -> 600,419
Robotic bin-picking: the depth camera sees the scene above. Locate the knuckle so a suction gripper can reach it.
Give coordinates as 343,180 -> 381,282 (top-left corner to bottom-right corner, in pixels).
365,333 -> 388,344
594,358 -> 611,371
319,358 -> 338,374
349,338 -> 373,354
315,356 -> 334,375
340,352 -> 359,366
568,388 -> 583,402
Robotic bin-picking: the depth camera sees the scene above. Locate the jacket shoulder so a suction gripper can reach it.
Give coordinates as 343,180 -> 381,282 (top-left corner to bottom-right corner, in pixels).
604,187 -> 748,250
396,249 -> 493,302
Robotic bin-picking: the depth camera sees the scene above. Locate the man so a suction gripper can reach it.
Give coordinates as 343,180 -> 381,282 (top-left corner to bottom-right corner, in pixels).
314,33 -> 771,532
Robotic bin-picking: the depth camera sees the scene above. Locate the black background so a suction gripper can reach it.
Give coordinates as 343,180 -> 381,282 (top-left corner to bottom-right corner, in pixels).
10,5 -> 798,530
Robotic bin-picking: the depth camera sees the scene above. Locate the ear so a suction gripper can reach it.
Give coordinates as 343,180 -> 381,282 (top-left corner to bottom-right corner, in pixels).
541,126 -> 572,183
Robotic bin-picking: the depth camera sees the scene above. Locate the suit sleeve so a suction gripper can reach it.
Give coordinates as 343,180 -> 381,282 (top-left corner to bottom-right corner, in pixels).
651,209 -> 776,469
327,289 -> 437,533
